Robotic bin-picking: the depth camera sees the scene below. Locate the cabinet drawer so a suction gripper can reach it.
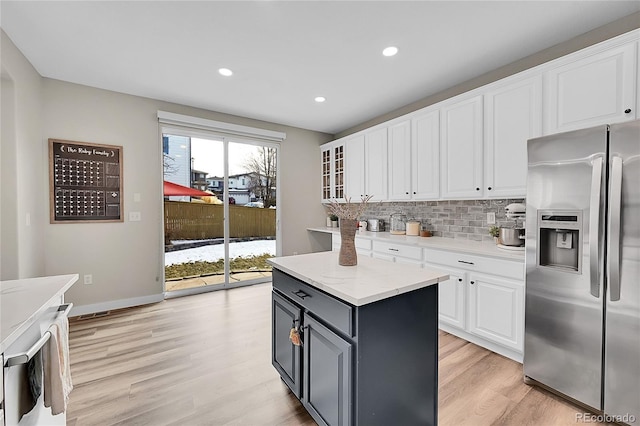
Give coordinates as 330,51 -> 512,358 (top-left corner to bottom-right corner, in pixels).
423,248 -> 524,280
332,234 -> 372,250
272,269 -> 353,337
373,241 -> 423,261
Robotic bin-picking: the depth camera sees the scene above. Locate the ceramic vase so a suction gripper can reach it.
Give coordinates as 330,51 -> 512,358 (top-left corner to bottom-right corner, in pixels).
339,218 -> 358,266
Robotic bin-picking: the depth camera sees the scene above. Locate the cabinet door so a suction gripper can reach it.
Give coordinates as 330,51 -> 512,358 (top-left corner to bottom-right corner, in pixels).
344,134 -> 365,200
484,75 -> 542,198
333,144 -> 345,200
303,314 -> 352,426
440,95 -> 483,198
387,120 -> 412,200
272,291 -> 302,398
544,42 -> 636,134
426,264 -> 466,329
321,147 -> 332,202
365,127 -> 388,201
467,273 -> 524,352
411,110 -> 440,200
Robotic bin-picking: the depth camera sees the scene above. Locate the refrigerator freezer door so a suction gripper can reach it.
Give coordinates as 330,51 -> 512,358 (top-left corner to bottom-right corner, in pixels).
524,126 -> 607,410
604,120 -> 640,420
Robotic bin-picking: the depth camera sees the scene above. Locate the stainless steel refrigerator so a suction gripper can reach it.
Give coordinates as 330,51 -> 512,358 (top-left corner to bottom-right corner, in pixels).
524,119 -> 640,422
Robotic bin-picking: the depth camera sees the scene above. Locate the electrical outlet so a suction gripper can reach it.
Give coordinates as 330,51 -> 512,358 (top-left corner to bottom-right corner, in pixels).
129,211 -> 142,221
84,274 -> 93,285
487,212 -> 496,225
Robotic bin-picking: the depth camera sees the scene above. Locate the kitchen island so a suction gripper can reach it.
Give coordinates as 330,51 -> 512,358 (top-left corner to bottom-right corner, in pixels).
268,251 -> 448,426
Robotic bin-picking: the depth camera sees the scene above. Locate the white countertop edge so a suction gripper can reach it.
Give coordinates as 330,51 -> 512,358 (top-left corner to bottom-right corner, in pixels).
268,253 -> 447,306
307,227 -> 524,262
1,274 -> 78,353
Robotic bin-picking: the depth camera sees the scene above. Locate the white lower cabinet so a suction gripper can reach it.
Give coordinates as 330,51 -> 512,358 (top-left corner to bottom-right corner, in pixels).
332,233 -> 372,257
467,273 -> 524,353
432,266 -> 466,330
424,248 -> 525,362
372,240 -> 423,265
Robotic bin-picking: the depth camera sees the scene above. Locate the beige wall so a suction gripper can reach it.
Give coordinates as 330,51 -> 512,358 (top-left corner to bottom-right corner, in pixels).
41,80 -> 331,310
1,29 -> 46,280
335,11 -> 640,139
2,29 -> 332,311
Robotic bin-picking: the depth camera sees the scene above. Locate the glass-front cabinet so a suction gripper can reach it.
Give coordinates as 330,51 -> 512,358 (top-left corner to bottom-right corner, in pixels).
320,141 -> 345,203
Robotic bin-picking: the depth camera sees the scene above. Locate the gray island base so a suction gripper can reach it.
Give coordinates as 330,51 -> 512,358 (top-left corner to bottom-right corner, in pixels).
268,251 -> 448,426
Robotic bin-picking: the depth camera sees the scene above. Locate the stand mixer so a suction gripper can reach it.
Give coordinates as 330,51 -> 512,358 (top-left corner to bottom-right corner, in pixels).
497,203 -> 526,251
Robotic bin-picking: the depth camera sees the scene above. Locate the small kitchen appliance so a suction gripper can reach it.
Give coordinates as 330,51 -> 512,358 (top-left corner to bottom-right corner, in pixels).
497,203 -> 526,250
367,218 -> 385,232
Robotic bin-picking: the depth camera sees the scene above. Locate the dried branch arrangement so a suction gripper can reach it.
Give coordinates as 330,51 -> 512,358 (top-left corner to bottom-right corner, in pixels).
326,195 -> 373,220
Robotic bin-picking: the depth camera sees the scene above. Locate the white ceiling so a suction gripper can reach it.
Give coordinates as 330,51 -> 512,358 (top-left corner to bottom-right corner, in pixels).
1,1 -> 639,135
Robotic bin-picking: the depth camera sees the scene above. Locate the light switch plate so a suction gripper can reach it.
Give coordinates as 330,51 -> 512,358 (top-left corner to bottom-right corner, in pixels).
487,212 -> 496,225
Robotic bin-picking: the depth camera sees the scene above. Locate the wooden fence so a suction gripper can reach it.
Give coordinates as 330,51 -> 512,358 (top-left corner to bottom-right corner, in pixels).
164,201 -> 276,241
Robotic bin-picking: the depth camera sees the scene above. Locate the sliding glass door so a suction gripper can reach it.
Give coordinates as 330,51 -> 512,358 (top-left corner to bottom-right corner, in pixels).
162,128 -> 279,296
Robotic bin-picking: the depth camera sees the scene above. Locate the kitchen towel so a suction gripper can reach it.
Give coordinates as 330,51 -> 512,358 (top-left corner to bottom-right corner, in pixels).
28,349 -> 43,401
43,314 -> 73,415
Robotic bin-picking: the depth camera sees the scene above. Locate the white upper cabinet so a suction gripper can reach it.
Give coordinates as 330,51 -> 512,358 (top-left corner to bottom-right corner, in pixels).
544,42 -> 637,134
484,75 -> 542,198
411,110 -> 440,200
387,120 -> 412,200
344,134 -> 365,201
320,141 -> 345,203
440,95 -> 484,199
364,127 -> 388,201
323,30 -> 638,204
388,113 -> 440,201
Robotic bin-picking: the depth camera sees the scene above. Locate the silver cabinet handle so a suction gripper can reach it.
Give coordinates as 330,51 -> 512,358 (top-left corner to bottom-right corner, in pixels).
4,303 -> 73,367
589,156 -> 603,298
607,156 -> 622,301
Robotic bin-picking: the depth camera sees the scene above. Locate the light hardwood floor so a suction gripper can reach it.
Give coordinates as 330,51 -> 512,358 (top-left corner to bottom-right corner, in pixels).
67,283 -> 610,425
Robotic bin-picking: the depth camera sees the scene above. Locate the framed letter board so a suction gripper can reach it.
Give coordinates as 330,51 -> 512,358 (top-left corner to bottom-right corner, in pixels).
49,139 -> 123,223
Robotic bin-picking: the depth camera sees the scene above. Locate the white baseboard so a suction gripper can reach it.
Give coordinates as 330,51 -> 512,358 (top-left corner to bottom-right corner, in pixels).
439,322 -> 523,363
69,293 -> 164,317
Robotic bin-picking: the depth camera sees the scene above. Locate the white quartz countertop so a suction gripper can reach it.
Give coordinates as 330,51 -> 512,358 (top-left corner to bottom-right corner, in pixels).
308,227 -> 525,262
267,251 -> 449,306
0,274 -> 78,353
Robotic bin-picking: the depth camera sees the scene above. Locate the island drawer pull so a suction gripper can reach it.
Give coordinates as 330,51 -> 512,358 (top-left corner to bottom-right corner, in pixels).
457,260 -> 475,265
292,290 -> 311,300
4,303 -> 73,367
388,248 -> 400,252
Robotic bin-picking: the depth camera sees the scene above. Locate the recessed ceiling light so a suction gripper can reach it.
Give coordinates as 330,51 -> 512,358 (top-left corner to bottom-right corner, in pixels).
218,68 -> 233,77
315,96 -> 326,103
382,46 -> 398,57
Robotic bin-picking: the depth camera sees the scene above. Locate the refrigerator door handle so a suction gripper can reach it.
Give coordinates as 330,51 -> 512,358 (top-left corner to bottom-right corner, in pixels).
607,156 -> 623,302
589,156 -> 603,298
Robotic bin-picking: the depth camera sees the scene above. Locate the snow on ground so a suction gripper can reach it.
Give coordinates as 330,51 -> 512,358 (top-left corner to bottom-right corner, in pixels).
164,240 -> 276,266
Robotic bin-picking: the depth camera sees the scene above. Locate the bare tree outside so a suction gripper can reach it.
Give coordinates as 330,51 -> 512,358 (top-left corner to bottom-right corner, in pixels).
163,153 -> 179,176
244,146 -> 277,207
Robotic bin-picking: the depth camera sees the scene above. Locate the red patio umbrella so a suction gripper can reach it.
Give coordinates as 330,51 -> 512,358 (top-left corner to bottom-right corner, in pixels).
163,181 -> 211,197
